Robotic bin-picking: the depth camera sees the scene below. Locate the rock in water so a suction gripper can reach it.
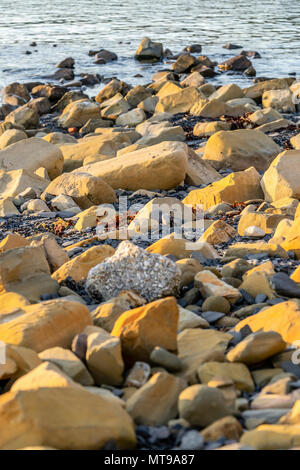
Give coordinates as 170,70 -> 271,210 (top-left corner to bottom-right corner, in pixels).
86,241 -> 181,302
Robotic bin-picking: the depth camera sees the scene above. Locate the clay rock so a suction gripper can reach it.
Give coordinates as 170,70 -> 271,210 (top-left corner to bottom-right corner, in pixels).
261,150 -> 300,202
44,172 -> 116,209
126,371 -> 186,426
203,129 -> 280,172
73,141 -> 188,191
135,37 -> 163,61
183,167 -> 263,210
0,138 -> 63,180
111,297 -> 178,365
52,245 -> 114,283
0,387 -> 136,450
0,299 -> 92,352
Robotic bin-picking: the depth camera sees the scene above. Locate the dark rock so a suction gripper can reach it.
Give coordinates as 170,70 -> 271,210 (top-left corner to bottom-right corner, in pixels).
240,288 -> 255,304
56,57 -> 75,69
255,293 -> 268,303
201,311 -> 225,324
218,55 -> 252,72
184,44 -> 202,53
53,68 -> 75,81
241,50 -> 261,59
94,50 -> 118,62
223,43 -> 243,50
271,272 -> 300,298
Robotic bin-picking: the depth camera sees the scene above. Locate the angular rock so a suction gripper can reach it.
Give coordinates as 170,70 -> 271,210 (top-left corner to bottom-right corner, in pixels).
195,270 -> 242,304
155,87 -> 203,114
261,150 -> 300,202
111,297 -> 178,365
197,361 -> 254,392
52,245 -> 114,282
86,241 -> 181,302
126,371 -> 186,425
0,387 -> 136,450
44,172 -> 116,209
73,141 -> 188,191
0,138 -> 63,180
0,299 -> 92,352
262,89 -> 295,113
183,167 -> 263,210
58,100 -> 101,128
227,331 -> 286,365
135,37 -> 163,61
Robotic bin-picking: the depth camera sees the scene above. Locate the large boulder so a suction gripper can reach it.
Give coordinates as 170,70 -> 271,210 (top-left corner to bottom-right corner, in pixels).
0,387 -> 136,450
58,100 -> 101,128
5,105 -> 39,129
261,150 -> 300,202
202,129 -> 280,172
72,141 -> 189,191
44,172 -> 116,209
0,129 -> 27,149
111,297 -> 178,365
135,37 -> 163,61
209,84 -> 243,102
0,299 -> 92,352
0,138 -> 63,180
183,167 -> 263,209
86,241 -> 181,302
243,78 -> 294,100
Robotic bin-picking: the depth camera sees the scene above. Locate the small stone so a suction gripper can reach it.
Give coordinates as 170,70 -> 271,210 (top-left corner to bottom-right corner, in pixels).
150,346 -> 182,372
202,296 -> 231,314
179,430 -> 204,450
124,362 -> 151,388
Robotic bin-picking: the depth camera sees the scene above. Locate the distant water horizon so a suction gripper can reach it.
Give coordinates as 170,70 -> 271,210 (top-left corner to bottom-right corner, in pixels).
0,0 -> 299,96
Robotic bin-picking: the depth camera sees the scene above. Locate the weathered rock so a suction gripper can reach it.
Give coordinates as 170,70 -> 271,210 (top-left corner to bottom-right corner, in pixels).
197,361 -> 254,392
52,240 -> 112,278
183,167 -> 263,210
0,198 -> 20,216
155,87 -> 203,114
91,291 -> 146,332
43,132 -> 77,145
73,141 -> 188,191
4,83 -> 30,102
199,220 -> 236,245
261,150 -> 300,202
201,416 -> 243,442
240,424 -> 300,450
135,37 -> 163,61
44,172 -> 116,209
209,84 -> 243,102
100,93 -> 130,120
262,89 -> 295,113
0,387 -> 136,450
60,137 -> 118,171
85,326 -> 124,386
0,129 -> 27,149
125,85 -> 152,107
181,71 -> 205,88
0,299 -> 92,352
38,347 -> 93,385
126,371 -> 186,425
111,297 -> 178,365
193,121 -> 232,137
249,107 -> 283,125
179,385 -> 231,427
0,245 -> 59,302
244,78 -> 294,100
224,241 -> 288,259
177,328 -> 232,382
58,100 -> 101,128
150,346 -> 182,372
86,241 -> 181,302
203,129 -> 280,172
116,108 -> 146,127
176,258 -> 203,287
235,300 -> 300,345
227,331 -> 286,365
0,138 -> 63,180
172,54 -> 196,73
178,306 -> 209,331
195,270 -> 242,304
5,105 -> 39,129
95,79 -> 127,104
